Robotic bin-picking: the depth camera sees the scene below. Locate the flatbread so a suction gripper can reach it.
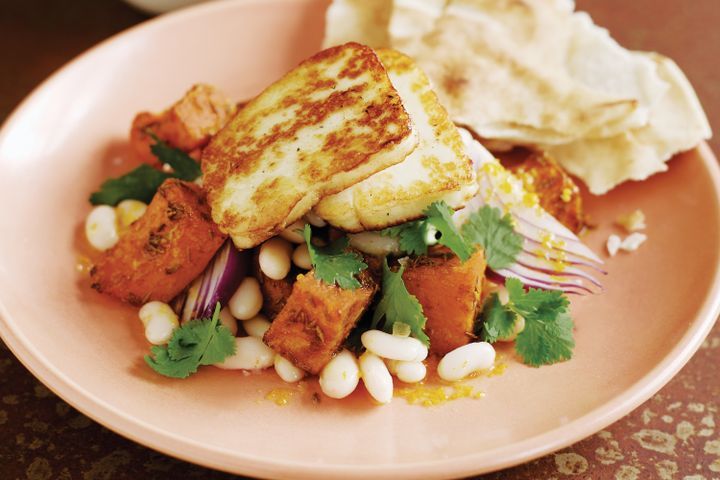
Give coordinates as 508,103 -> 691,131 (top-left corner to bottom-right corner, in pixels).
546,53 -> 712,194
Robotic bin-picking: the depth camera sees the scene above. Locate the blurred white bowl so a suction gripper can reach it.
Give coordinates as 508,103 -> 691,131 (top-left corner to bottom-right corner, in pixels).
124,0 -> 212,15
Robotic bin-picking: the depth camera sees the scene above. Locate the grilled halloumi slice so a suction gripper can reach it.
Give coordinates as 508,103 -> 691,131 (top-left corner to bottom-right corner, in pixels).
314,49 -> 478,231
202,42 -> 418,248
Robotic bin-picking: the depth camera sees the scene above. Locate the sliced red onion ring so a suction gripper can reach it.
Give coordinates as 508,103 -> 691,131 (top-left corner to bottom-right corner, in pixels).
179,240 -> 248,322
457,127 -> 604,294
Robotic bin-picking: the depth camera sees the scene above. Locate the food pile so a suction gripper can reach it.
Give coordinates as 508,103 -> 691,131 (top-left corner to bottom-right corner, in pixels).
80,0 -> 710,405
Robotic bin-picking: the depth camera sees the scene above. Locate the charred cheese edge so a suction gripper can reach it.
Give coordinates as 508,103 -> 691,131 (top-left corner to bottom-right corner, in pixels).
314,48 -> 478,231
201,42 -> 418,248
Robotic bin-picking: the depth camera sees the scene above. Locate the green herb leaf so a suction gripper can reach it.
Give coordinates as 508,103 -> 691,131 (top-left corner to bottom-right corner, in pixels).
480,293 -> 518,343
515,310 -> 574,368
381,222 -> 431,256
145,303 -> 236,378
381,201 -> 472,260
89,135 -> 201,206
148,133 -> 202,181
424,201 -> 473,261
479,278 -> 573,367
89,164 -> 171,206
303,225 -> 367,290
461,206 -> 523,270
371,259 -> 429,345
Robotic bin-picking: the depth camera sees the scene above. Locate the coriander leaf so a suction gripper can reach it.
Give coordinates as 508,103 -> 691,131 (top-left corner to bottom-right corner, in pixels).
506,277 -> 569,319
303,225 -> 367,289
480,293 -> 517,343
145,303 -> 236,379
424,201 -> 473,261
478,278 -> 574,367
515,311 -> 574,367
381,222 -> 430,256
145,345 -> 201,379
89,164 -> 170,206
461,206 -> 523,270
148,133 -> 202,181
371,259 -> 429,345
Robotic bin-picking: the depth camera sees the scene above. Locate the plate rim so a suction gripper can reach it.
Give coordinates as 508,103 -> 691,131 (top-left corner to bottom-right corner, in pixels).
1,1 -> 719,478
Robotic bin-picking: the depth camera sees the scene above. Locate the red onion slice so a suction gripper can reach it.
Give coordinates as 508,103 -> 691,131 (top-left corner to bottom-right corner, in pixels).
179,240 -> 248,322
457,127 -> 604,294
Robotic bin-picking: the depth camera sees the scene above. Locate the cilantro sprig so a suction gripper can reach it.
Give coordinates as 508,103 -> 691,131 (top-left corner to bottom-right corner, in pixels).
144,303 -> 236,378
381,201 -> 523,268
371,259 -> 429,345
89,135 -> 201,206
303,225 -> 367,290
461,206 -> 523,269
480,278 -> 574,367
382,201 -> 472,261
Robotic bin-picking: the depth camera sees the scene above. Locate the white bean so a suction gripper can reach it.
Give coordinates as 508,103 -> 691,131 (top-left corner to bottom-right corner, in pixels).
279,220 -> 307,243
387,359 -> 426,383
243,315 -> 271,338
85,205 -> 119,251
319,349 -> 360,399
274,355 -> 305,383
218,307 -> 238,336
292,243 -> 312,270
138,301 -> 179,345
259,237 -> 293,280
347,232 -> 399,256
359,351 -> 393,404
361,329 -> 428,362
228,277 -> 263,320
305,211 -> 326,227
437,342 -> 496,382
216,336 -> 274,370
115,199 -> 147,227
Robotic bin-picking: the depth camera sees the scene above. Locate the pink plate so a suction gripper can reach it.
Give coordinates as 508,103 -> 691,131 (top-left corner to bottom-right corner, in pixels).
0,1 -> 719,478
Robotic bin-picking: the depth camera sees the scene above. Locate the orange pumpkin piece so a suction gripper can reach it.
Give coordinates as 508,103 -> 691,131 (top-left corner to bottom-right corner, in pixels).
402,250 -> 487,355
90,179 -> 226,305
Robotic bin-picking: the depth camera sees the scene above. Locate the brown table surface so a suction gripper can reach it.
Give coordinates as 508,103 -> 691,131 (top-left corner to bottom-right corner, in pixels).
1,1 -> 719,478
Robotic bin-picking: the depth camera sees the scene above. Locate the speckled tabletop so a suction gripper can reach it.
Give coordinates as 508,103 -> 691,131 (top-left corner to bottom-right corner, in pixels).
1,1 -> 719,479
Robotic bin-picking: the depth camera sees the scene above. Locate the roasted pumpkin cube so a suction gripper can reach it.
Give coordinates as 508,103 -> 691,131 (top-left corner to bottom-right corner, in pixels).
499,149 -> 585,233
90,179 -> 226,305
263,271 -> 377,374
130,84 -> 236,166
402,250 -> 486,355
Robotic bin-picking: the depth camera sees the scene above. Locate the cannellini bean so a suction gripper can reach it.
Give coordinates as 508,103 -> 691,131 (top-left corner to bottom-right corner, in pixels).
319,349 -> 360,399
305,211 -> 326,227
497,315 -> 525,342
216,336 -> 274,370
228,277 -> 263,320
292,244 -> 312,270
274,355 -> 305,383
243,315 -> 271,338
259,237 -> 293,280
138,301 -> 179,345
85,205 -> 119,251
279,220 -> 307,243
437,342 -> 496,382
387,359 -> 426,383
361,329 -> 428,362
359,351 -> 393,404
116,199 -> 147,227
606,234 -> 621,257
218,307 -> 238,336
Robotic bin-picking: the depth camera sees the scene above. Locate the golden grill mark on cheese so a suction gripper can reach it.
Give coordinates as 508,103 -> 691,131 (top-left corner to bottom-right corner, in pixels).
314,49 -> 477,231
201,42 -> 418,249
